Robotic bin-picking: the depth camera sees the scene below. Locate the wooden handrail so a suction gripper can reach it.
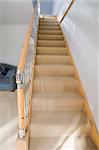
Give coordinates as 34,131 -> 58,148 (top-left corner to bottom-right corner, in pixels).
16,16 -> 34,138
16,0 -> 39,138
60,0 -> 75,23
17,16 -> 33,72
16,0 -> 40,143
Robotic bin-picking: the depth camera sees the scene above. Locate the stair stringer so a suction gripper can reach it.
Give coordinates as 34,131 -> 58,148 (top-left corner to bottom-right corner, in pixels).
61,26 -> 99,149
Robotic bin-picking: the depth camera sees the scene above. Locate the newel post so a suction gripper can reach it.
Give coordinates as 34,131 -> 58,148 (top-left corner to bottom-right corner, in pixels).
16,70 -> 26,139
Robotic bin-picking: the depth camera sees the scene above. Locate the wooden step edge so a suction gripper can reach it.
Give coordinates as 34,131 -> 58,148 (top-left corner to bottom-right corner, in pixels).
39,24 -> 59,26
37,40 -> 65,42
39,22 -> 59,25
39,25 -> 60,28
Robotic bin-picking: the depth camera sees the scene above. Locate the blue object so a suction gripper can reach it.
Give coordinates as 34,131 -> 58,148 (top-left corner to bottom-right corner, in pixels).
0,64 -> 17,92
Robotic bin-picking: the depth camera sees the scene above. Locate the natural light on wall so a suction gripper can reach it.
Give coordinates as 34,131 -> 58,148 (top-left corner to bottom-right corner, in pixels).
57,0 -> 73,22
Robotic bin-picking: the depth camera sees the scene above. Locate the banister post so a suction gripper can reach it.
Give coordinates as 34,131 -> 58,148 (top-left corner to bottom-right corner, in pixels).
16,70 -> 26,139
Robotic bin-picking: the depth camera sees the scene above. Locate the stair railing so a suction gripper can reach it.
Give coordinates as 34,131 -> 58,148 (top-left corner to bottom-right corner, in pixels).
16,0 -> 40,139
58,0 -> 75,23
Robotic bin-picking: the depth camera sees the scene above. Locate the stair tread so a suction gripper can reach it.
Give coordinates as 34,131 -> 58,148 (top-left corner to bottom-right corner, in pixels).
30,137 -> 98,150
34,76 -> 77,81
37,40 -> 65,42
40,17 -> 57,20
33,76 -> 78,92
37,40 -> 66,47
38,34 -> 63,37
31,111 -> 86,124
39,29 -> 61,32
36,55 -> 69,58
38,30 -> 62,35
39,28 -> 60,31
32,91 -> 83,111
35,64 -> 73,67
40,21 -> 58,23
39,20 -> 58,22
36,55 -> 71,64
30,111 -> 87,137
38,35 -> 64,40
37,47 -> 67,50
35,65 -> 74,76
39,26 -> 60,30
40,20 -> 57,22
39,23 -> 58,25
37,47 -> 68,55
39,23 -> 59,26
32,91 -> 83,100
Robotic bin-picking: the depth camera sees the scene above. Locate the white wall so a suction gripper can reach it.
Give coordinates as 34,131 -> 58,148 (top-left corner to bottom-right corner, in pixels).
0,25 -> 27,66
0,0 -> 33,66
0,0 -> 32,25
59,0 -> 98,129
40,0 -> 65,16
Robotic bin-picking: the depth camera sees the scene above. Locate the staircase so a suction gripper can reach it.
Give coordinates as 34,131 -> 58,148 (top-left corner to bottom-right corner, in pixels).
29,17 -> 98,150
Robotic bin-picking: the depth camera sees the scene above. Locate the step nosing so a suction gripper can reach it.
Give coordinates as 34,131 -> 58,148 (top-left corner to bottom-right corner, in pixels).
32,91 -> 82,94
34,77 -> 78,82
36,55 -> 70,57
35,64 -> 73,67
37,40 -> 65,43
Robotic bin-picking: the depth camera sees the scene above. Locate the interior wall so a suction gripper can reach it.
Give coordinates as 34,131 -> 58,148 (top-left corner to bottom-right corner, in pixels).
40,0 -> 65,16
0,0 -> 32,25
0,25 -> 27,66
0,0 -> 33,66
59,0 -> 98,129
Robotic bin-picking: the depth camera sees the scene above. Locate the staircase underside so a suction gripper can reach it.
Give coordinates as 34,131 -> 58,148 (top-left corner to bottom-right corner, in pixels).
29,16 -> 98,150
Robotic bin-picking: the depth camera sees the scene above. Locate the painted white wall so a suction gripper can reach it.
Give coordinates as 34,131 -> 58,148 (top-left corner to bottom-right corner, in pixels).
59,0 -> 98,129
0,0 -> 32,25
0,25 -> 28,66
40,0 -> 65,16
0,0 -> 32,66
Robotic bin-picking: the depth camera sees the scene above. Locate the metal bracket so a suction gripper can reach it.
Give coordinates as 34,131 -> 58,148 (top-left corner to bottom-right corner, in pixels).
16,70 -> 24,89
18,128 -> 25,139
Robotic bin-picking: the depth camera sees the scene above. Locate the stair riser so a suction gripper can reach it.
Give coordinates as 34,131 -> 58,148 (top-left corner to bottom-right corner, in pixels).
39,21 -> 59,25
38,30 -> 62,35
32,98 -> 83,111
35,66 -> 74,76
33,79 -> 78,92
39,23 -> 59,26
37,47 -> 68,55
37,41 -> 66,47
30,125 -> 69,137
36,56 -> 71,64
38,35 -> 64,40
40,20 -> 58,23
40,18 -> 56,21
39,26 -> 60,30
30,124 -> 84,137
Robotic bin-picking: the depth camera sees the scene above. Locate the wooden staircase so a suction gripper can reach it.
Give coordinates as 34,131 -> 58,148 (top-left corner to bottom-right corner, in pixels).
29,17 -> 98,150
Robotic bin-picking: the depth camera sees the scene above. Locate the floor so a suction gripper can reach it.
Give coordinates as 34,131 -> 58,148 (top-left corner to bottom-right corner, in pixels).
0,91 -> 18,150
